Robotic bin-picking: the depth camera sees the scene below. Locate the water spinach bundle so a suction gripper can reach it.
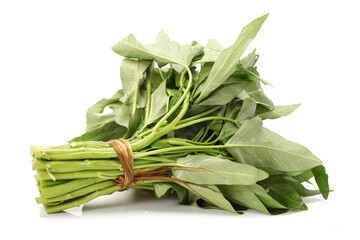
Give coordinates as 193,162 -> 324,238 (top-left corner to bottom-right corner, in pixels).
32,14 -> 330,214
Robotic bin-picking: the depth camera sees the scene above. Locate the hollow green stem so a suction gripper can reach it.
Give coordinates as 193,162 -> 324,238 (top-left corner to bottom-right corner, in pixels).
174,116 -> 240,130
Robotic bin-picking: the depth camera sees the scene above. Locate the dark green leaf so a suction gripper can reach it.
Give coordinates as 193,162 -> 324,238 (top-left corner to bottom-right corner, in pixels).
268,183 -> 308,210
180,183 -> 236,213
219,185 -> 270,214
246,184 -> 286,209
312,165 -> 330,199
70,122 -> 127,142
123,108 -> 144,138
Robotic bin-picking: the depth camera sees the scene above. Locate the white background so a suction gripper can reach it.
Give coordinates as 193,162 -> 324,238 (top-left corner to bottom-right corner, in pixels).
1,0 -> 359,239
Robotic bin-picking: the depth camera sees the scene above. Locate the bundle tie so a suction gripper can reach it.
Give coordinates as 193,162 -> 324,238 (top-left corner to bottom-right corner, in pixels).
108,138 -> 134,191
108,138 -> 221,195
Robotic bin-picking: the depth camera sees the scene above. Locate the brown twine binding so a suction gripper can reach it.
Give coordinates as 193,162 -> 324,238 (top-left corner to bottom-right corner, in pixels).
108,138 -> 134,191
108,138 -> 222,194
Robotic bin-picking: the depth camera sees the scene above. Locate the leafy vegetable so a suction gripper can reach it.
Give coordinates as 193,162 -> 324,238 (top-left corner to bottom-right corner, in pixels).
32,14 -> 330,215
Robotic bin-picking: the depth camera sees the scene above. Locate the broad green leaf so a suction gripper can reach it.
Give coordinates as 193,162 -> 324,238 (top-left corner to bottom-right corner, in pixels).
112,31 -> 203,72
239,80 -> 274,110
195,14 -> 269,102
119,59 -> 152,112
173,155 -> 268,185
152,67 -> 173,90
192,39 -> 225,65
85,89 -> 124,131
257,104 -> 301,120
180,183 -> 236,213
219,185 -> 270,214
267,182 -> 308,210
246,184 -> 286,209
169,183 -> 188,204
114,104 -> 132,128
199,82 -> 248,106
235,63 -> 271,86
236,96 -> 257,124
312,165 -> 330,199
226,117 -> 322,172
284,176 -> 321,197
219,96 -> 256,142
148,80 -> 168,124
70,122 -> 127,142
153,183 -> 172,198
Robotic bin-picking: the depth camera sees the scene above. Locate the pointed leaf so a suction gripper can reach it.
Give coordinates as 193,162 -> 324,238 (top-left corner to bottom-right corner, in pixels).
246,184 -> 286,209
173,155 -> 268,185
192,39 -> 225,65
284,176 -> 321,197
195,14 -> 269,102
123,108 -> 144,138
180,183 -> 236,213
312,165 -> 330,199
148,80 -> 168,124
85,89 -> 124,131
119,59 -> 151,110
257,104 -> 301,120
199,82 -> 248,106
267,182 -> 308,210
219,185 -> 270,214
226,117 -> 322,172
239,80 -> 274,110
112,31 -> 203,71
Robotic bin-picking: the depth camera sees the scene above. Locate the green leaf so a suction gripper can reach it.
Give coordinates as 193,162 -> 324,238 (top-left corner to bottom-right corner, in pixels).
267,182 -> 308,210
226,117 -> 322,172
112,31 -> 203,72
123,108 -> 144,138
240,49 -> 258,69
246,184 -> 286,209
119,59 -> 152,112
153,183 -> 172,198
173,155 -> 268,185
195,14 -> 269,102
180,183 -> 236,213
312,165 -> 330,199
219,185 -> 270,214
284,176 -> 321,197
239,80 -> 274,110
85,89 -> 124,131
236,96 -> 257,124
191,39 -> 225,65
70,122 -> 127,142
194,62 -> 214,90
114,104 -> 132,128
257,104 -> 301,120
166,89 -> 182,123
199,82 -> 248,106
219,97 -> 257,142
148,80 -> 168,124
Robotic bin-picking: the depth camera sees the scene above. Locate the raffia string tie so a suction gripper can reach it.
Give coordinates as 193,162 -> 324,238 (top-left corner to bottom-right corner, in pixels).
108,138 -> 134,191
108,138 -> 220,194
